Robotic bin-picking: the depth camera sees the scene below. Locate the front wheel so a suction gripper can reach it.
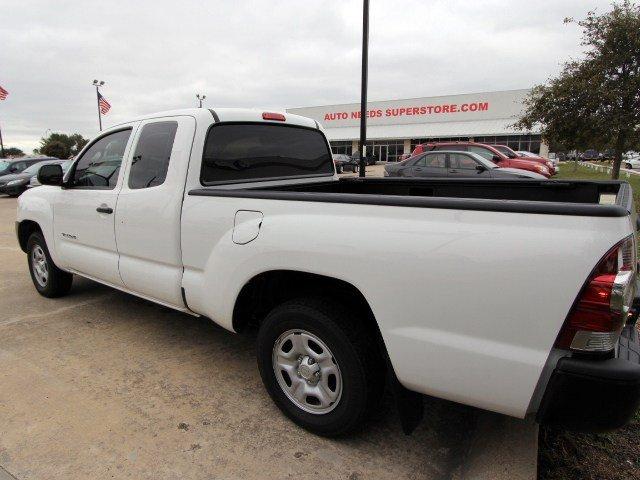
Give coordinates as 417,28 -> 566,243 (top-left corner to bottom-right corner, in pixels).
625,163 -> 633,169
336,165 -> 343,174
257,298 -> 384,437
27,232 -> 73,298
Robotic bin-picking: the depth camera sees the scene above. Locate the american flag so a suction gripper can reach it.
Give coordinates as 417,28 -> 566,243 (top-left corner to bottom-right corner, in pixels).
0,85 -> 8,101
98,92 -> 111,114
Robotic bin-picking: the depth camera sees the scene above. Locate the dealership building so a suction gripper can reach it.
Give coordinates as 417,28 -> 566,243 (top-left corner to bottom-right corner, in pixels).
287,88 -> 546,162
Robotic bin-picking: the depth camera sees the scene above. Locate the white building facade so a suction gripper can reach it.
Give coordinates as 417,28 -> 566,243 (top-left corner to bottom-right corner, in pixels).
287,88 -> 546,162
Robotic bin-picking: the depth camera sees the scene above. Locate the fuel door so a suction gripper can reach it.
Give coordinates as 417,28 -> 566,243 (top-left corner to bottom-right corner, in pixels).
233,210 -> 264,245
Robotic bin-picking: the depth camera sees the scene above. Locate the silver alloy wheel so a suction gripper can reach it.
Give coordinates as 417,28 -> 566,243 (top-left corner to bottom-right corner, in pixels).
272,329 -> 343,414
31,244 -> 49,287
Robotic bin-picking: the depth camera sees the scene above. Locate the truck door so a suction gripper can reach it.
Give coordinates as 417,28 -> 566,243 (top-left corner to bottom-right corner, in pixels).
54,127 -> 136,286
115,116 -> 196,307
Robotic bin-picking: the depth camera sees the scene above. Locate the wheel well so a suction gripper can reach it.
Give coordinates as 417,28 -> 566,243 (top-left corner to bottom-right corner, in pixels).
232,270 -> 378,336
17,220 -> 42,252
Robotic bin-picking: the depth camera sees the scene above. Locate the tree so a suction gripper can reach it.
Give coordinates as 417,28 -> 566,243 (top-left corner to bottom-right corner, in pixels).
40,140 -> 68,159
515,1 -> 640,179
36,132 -> 89,159
0,147 -> 24,158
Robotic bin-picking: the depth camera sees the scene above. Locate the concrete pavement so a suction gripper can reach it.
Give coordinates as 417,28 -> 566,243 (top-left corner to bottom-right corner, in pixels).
0,194 -> 536,479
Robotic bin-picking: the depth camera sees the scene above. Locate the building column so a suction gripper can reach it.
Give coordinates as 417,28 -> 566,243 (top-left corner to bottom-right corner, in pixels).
539,140 -> 550,158
403,139 -> 411,154
351,140 -> 359,155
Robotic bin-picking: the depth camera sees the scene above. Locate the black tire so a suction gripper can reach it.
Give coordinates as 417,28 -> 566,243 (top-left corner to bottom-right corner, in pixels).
336,165 -> 343,174
625,163 -> 632,169
257,297 -> 384,437
27,232 -> 73,298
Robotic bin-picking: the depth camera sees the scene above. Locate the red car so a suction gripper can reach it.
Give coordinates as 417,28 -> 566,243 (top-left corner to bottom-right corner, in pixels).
412,142 -> 553,178
490,144 -> 556,174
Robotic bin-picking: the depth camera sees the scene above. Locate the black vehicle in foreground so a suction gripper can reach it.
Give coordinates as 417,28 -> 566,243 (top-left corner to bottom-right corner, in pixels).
384,151 -> 547,179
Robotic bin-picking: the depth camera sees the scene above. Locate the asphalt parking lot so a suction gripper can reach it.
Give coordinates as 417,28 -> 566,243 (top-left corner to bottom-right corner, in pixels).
0,195 -> 483,480
0,189 -> 538,480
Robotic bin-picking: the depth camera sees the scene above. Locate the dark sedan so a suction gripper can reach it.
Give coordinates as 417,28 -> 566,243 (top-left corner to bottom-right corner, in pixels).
384,151 -> 547,179
0,159 -> 68,196
0,156 -> 58,177
333,154 -> 359,173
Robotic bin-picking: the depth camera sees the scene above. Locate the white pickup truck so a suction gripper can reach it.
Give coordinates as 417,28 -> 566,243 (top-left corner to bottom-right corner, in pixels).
16,108 -> 640,436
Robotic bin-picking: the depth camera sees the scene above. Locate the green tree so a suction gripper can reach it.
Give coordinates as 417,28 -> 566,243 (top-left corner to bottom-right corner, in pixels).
515,1 -> 640,179
36,132 -> 89,159
0,147 -> 24,158
40,140 -> 68,159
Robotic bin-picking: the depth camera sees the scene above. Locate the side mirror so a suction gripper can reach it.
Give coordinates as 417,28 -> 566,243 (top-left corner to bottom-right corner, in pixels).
475,164 -> 486,172
492,155 -> 501,163
37,164 -> 64,186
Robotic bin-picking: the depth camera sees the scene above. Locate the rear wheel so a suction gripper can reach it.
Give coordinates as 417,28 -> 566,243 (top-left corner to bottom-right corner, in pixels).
625,162 -> 633,169
27,232 -> 73,298
257,298 -> 384,436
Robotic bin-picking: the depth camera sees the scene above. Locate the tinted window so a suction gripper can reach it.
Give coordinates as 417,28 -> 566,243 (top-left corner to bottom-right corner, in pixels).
201,123 -> 333,184
73,129 -> 131,188
449,153 -> 478,170
468,145 -> 495,161
129,122 -> 178,189
424,153 -> 446,167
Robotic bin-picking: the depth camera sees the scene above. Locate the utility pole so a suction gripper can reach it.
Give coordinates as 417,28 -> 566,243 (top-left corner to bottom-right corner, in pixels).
196,93 -> 206,108
358,0 -> 369,177
93,79 -> 105,131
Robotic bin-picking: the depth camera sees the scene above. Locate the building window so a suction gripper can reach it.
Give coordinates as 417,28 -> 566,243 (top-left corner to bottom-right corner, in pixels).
329,141 -> 352,155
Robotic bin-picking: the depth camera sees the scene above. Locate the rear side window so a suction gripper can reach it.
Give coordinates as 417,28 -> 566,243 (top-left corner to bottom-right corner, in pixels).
128,121 -> 178,189
201,123 -> 333,184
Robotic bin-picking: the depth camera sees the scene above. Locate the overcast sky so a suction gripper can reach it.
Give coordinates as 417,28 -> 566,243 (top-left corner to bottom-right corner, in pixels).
1,0 -> 614,153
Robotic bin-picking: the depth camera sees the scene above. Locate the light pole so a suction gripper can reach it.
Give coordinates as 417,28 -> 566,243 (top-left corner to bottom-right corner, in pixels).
196,94 -> 206,108
93,79 -> 105,130
358,0 -> 369,177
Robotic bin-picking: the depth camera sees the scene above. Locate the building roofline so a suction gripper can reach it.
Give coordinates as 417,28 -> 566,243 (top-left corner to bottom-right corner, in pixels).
286,87 -> 532,111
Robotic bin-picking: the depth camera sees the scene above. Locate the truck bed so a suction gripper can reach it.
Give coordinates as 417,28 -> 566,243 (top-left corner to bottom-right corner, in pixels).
190,177 -> 633,217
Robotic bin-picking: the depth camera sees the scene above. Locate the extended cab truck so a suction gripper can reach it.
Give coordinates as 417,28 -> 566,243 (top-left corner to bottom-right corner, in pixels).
16,108 -> 640,436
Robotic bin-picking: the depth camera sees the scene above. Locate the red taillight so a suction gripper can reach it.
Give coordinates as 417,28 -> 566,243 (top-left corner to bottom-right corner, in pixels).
262,112 -> 286,121
556,235 -> 637,352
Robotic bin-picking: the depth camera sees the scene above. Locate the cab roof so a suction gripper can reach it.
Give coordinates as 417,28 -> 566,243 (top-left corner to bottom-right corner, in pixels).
111,108 -> 319,130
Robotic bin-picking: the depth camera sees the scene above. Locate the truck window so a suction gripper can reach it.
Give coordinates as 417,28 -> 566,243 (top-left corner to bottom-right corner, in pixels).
72,129 -> 131,189
201,123 -> 333,184
128,121 -> 178,189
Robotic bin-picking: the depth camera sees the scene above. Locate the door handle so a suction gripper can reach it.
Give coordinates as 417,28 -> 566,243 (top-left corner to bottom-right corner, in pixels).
414,167 -> 423,171
96,205 -> 113,214
449,169 -> 459,173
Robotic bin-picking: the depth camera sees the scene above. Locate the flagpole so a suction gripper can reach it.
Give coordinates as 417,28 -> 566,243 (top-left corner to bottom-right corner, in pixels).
0,120 -> 4,158
358,0 -> 369,177
92,79 -> 105,131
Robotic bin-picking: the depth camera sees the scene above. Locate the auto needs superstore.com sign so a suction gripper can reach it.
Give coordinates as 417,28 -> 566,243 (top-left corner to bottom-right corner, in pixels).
287,89 -> 529,129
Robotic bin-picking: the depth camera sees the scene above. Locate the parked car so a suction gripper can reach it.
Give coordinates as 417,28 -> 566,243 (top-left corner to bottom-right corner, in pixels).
351,151 -> 376,166
582,150 -> 602,161
16,108 -> 640,437
412,142 -> 553,177
623,153 -> 640,170
28,159 -> 73,189
0,159 -> 70,196
490,144 -> 556,174
384,151 -> 547,179
332,154 -> 359,174
518,150 -> 560,171
0,156 -> 58,177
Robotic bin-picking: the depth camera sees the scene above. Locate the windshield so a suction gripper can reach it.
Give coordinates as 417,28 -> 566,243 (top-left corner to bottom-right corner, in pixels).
0,161 -> 10,170
492,145 -> 518,158
22,161 -> 51,175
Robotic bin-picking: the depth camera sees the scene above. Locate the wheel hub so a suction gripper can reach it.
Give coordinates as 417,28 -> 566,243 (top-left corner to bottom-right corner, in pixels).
297,356 -> 321,384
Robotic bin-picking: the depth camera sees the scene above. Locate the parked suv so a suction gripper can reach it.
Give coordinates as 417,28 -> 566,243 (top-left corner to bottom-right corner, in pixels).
490,144 -> 556,174
412,142 -> 552,177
